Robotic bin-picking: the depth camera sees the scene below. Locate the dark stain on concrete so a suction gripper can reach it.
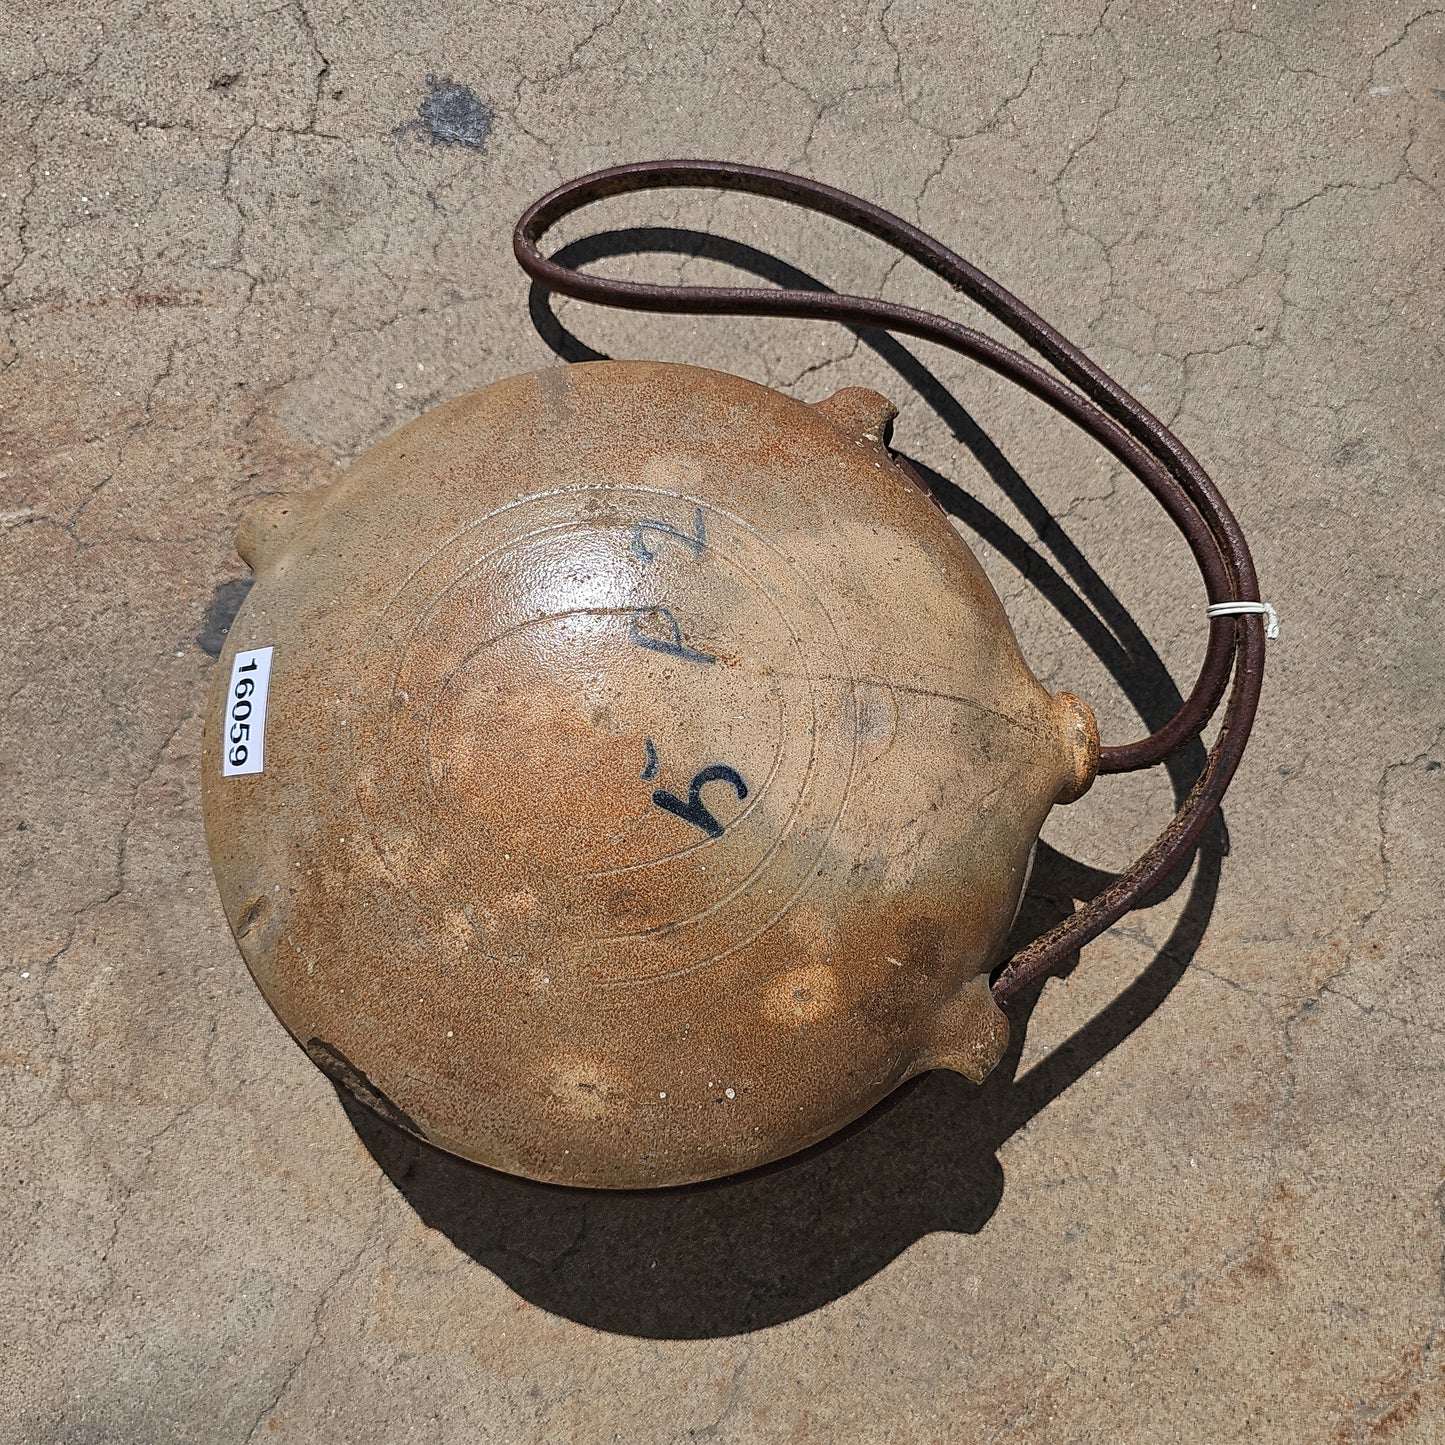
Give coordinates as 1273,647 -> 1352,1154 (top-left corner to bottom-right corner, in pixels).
196,577 -> 253,657
1330,434 -> 1374,469
411,74 -> 493,150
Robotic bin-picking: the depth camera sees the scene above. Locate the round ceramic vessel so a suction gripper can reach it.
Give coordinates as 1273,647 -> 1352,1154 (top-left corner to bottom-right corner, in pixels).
202,362 -> 1096,1188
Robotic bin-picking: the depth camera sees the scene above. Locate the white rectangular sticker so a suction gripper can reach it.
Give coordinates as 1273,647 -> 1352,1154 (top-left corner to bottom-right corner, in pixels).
222,646 -> 274,777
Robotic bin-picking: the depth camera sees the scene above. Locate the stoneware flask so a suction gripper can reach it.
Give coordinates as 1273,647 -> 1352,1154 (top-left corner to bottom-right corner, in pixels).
202,161 -> 1269,1191
202,361 -> 1099,1188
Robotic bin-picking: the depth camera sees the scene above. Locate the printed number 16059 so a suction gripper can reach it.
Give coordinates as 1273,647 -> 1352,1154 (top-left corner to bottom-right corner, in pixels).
222,646 -> 274,778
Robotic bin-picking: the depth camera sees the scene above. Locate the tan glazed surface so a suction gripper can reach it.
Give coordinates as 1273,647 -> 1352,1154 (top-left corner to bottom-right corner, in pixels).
202,361 -> 1097,1188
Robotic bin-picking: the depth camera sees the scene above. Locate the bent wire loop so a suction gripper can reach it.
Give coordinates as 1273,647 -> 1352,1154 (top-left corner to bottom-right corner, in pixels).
514,160 -> 1270,1004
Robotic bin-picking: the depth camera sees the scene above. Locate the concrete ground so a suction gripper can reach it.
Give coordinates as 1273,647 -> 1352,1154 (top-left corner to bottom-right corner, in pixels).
3,1 -> 1442,1440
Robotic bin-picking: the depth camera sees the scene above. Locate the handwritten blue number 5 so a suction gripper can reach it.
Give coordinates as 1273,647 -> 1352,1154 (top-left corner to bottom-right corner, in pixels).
653,765 -> 748,839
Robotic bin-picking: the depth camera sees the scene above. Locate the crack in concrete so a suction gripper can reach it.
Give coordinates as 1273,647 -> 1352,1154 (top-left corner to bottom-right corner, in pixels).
688,1342 -> 755,1440
241,1173 -> 391,1442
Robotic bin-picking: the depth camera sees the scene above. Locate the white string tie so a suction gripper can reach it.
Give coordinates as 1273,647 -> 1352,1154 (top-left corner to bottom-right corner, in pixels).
1207,601 -> 1279,640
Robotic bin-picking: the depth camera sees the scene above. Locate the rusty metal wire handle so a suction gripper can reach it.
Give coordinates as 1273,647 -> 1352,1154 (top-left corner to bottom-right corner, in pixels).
514,160 -> 1267,1003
